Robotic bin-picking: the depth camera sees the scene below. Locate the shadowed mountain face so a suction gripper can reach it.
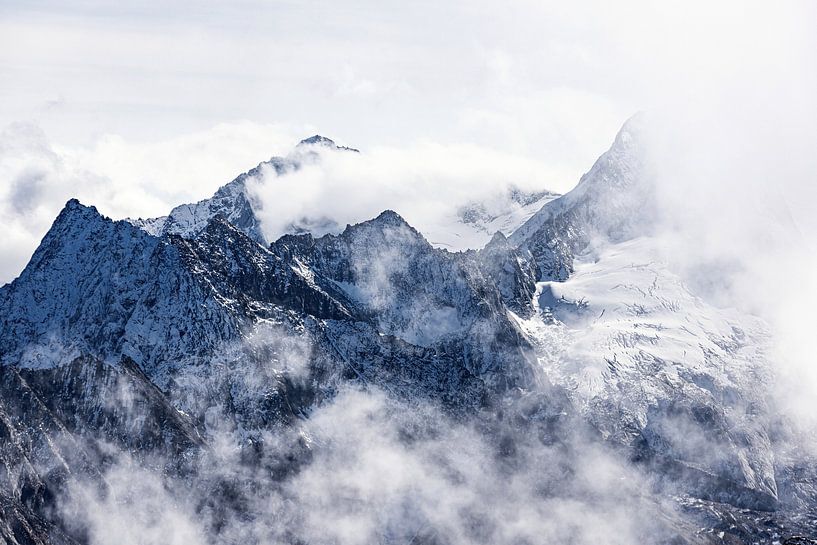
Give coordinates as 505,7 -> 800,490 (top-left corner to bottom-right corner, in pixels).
0,127 -> 814,544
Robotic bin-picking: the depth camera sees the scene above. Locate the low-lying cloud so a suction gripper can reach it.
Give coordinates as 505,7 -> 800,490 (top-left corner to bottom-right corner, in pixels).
61,386 -> 676,545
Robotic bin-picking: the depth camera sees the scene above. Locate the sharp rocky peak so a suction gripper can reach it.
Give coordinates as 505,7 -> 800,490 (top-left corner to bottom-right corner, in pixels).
127,135 -> 360,244
369,209 -> 411,228
21,198 -> 147,276
297,134 -> 336,147
55,198 -> 105,225
487,230 -> 509,246
333,209 -> 429,250
296,134 -> 360,153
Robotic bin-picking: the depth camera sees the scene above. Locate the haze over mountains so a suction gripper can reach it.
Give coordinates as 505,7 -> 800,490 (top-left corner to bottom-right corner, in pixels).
0,117 -> 815,545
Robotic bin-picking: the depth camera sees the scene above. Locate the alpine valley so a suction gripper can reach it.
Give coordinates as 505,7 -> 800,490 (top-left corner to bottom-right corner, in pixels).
0,120 -> 815,545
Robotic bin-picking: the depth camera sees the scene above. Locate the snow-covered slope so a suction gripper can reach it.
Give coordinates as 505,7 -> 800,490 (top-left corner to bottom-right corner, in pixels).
508,115 -> 653,281
498,117 -> 793,512
514,237 -> 778,509
423,186 -> 560,250
0,200 -> 243,376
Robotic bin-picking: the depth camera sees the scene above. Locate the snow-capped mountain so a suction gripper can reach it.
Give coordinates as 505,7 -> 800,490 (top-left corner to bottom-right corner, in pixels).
509,115 -> 654,281
128,135 -> 360,244
0,121 -> 814,544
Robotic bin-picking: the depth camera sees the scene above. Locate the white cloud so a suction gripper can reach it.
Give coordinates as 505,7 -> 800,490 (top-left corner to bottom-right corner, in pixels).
0,119 -> 575,283
248,140 -> 566,244
63,386 -> 673,545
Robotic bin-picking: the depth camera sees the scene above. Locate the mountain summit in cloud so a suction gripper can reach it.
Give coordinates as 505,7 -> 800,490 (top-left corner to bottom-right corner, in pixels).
0,119 -> 814,544
296,134 -> 360,152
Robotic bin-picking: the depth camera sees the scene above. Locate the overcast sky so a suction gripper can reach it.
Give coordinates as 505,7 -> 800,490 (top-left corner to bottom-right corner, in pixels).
1,0 -> 815,283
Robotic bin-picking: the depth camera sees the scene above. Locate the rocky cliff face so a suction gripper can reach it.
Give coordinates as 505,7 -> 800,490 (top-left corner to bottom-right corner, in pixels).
0,126 -> 814,544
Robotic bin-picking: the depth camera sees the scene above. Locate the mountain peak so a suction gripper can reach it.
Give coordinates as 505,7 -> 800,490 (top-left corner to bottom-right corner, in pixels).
298,134 -> 336,147
508,113 -> 649,247
372,209 -> 409,227
482,230 -> 512,254
52,198 -> 107,230
336,209 -> 428,248
61,197 -> 97,215
488,230 -> 508,245
296,135 -> 360,153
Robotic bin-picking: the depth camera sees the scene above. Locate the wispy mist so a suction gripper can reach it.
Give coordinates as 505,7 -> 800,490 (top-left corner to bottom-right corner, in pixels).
61,383 -> 679,545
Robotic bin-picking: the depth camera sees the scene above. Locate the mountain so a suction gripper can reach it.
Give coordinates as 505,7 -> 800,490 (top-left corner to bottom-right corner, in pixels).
0,124 -> 814,544
128,135 -> 358,245
506,118 -> 804,513
508,115 -> 654,281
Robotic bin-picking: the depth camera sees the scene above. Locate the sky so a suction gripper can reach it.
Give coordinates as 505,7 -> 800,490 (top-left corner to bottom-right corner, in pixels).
1,0 -> 816,284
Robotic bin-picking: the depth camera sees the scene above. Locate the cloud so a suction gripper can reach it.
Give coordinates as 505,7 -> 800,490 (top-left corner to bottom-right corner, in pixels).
61,385 -> 676,545
16,0 -> 803,181
247,140 -> 565,248
0,117 -> 574,284
620,34 -> 817,438
285,388 -> 672,545
62,455 -> 207,545
8,167 -> 48,213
